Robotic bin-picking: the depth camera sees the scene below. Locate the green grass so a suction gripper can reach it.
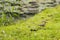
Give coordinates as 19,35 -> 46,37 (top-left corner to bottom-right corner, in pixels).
0,5 -> 60,40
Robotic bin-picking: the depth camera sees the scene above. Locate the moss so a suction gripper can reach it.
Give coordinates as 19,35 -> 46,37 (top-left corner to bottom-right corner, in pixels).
0,5 -> 60,40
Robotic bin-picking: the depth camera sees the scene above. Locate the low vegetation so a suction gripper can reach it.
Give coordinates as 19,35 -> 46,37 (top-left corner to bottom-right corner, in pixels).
0,5 -> 60,40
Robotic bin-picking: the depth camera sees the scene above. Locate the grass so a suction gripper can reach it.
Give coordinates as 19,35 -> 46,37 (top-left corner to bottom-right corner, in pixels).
0,5 -> 60,40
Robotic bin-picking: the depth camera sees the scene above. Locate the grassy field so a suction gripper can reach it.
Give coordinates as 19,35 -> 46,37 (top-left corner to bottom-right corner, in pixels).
0,5 -> 60,40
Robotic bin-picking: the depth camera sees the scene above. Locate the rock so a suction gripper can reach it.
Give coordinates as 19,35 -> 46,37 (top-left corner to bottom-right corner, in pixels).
39,23 -> 46,27
55,0 -> 60,4
39,20 -> 47,27
20,0 -> 39,14
20,0 -> 60,14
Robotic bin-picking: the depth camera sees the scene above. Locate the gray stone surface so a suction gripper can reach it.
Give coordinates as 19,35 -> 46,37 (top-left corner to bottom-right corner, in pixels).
20,0 -> 60,14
